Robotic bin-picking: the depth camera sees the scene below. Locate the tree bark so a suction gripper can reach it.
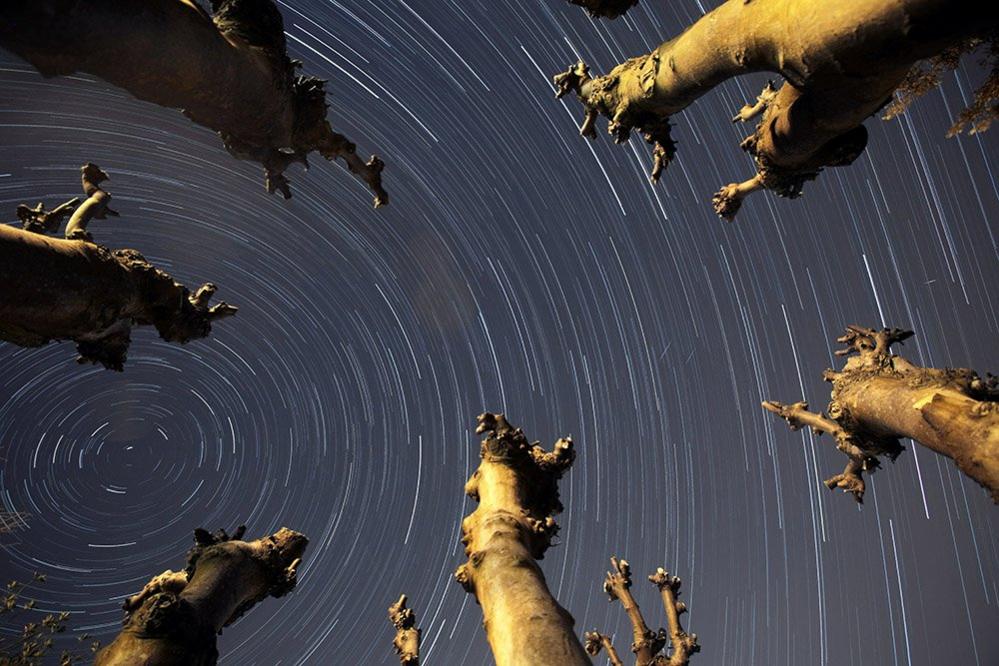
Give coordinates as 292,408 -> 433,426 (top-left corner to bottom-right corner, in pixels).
0,0 -> 387,205
95,526 -> 308,666
0,223 -> 235,370
555,0 -> 998,219
765,326 -> 999,503
453,413 -> 590,666
388,594 -> 420,665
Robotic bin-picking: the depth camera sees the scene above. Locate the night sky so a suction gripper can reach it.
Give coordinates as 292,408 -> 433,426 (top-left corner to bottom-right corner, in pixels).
1,1 -> 997,664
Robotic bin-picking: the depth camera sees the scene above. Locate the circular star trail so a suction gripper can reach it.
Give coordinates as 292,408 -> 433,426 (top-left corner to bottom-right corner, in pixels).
0,1 -> 997,664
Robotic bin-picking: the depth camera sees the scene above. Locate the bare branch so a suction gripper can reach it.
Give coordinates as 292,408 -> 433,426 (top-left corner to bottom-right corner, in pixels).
388,594 -> 420,666
648,568 -> 699,666
1,1 -> 388,205
95,526 -> 307,665
765,325 -> 999,503
554,0 -> 997,219
603,557 -> 666,666
454,413 -> 589,665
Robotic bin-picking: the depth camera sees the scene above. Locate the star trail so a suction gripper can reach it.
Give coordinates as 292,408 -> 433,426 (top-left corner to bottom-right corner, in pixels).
0,1 -> 997,664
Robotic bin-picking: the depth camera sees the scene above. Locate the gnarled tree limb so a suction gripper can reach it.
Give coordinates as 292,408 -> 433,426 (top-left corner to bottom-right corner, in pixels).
453,413 -> 590,666
95,526 -> 308,666
649,568 -> 699,666
765,325 -> 999,503
388,594 -> 420,665
556,0 -> 998,219
0,0 -> 387,206
0,165 -> 236,370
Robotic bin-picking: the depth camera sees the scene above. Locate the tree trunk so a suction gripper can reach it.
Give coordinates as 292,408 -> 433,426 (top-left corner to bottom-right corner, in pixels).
454,413 -> 590,666
765,326 -> 999,503
0,0 -> 387,205
555,0 -> 998,219
0,223 -> 235,370
95,526 -> 307,666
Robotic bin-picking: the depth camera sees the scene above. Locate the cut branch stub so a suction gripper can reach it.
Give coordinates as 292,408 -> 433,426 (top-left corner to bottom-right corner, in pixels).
765,325 -> 999,503
388,594 -> 420,666
554,57 -> 678,184
584,630 -> 624,666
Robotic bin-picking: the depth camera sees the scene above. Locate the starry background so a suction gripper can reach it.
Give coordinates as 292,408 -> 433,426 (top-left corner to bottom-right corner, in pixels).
1,1 -> 997,664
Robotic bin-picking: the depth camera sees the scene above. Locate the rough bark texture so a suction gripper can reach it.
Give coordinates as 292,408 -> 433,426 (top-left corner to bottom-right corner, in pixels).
0,0 -> 387,206
95,526 -> 307,666
765,325 -> 999,503
0,223 -> 236,371
556,0 -> 999,219
388,594 -> 420,665
453,413 -> 590,666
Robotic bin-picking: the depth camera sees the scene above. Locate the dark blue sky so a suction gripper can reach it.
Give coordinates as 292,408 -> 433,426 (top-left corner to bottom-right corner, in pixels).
1,1 -> 997,664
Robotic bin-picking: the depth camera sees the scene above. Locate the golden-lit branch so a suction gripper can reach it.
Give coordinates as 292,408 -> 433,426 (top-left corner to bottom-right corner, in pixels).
388,594 -> 420,666
603,557 -> 666,665
0,165 -> 236,370
95,526 -> 308,666
1,0 -> 387,205
649,568 -> 699,666
556,0 -> 998,219
453,413 -> 590,666
765,325 -> 999,503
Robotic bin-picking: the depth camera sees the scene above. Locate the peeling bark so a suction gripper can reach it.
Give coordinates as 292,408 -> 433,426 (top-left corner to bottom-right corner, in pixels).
765,325 -> 999,503
0,0 -> 387,206
95,526 -> 308,666
453,413 -> 590,666
0,166 -> 236,370
388,594 -> 420,665
556,0 -> 998,219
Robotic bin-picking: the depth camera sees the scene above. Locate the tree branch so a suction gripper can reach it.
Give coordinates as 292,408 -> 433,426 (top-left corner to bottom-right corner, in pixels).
0,165 -> 236,370
765,325 -> 999,503
1,0 -> 388,205
454,412 -> 590,665
95,526 -> 307,666
603,557 -> 666,666
648,568 -> 699,666
566,0 -> 639,19
388,594 -> 420,666
554,0 -> 997,219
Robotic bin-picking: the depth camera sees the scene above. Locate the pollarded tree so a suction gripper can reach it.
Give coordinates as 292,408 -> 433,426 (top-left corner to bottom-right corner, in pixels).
391,413 -> 699,666
0,0 -> 388,205
554,0 -> 998,220
0,164 -> 236,370
95,526 -> 308,666
764,325 -> 999,503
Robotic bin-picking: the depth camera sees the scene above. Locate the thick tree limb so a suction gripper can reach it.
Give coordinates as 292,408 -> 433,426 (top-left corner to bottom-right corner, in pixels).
0,0 -> 387,206
765,325 -> 999,503
603,557 -> 666,665
0,166 -> 236,370
556,0 -> 998,219
453,413 -> 590,666
388,594 -> 420,666
95,526 -> 307,666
